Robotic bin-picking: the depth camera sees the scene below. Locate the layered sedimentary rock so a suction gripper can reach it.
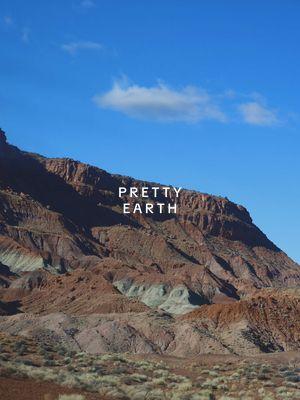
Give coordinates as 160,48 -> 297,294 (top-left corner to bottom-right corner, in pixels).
0,128 -> 299,355
0,129 -> 299,312
1,288 -> 300,356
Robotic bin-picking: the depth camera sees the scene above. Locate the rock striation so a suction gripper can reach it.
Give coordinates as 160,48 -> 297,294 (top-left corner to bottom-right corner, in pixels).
0,129 -> 299,356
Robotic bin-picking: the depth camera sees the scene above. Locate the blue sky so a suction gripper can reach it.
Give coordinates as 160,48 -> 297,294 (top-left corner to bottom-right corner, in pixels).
0,0 -> 299,262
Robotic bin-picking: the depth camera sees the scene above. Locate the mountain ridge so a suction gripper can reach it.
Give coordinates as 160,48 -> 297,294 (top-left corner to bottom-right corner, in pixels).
0,128 -> 299,318
0,128 -> 300,359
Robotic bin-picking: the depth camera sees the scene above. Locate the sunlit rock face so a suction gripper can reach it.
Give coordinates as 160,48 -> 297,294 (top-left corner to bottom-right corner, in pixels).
114,280 -> 207,314
0,129 -> 299,319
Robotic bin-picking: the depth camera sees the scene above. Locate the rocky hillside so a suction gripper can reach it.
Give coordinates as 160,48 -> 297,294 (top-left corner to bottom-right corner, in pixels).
0,128 -> 299,318
1,128 -> 300,358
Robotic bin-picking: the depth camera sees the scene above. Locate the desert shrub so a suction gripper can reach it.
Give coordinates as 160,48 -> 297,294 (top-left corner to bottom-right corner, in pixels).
88,365 -> 104,374
189,390 -> 214,400
281,370 -> 295,377
257,373 -> 269,381
100,354 -> 126,363
97,374 -> 120,385
0,353 -> 10,361
208,371 -> 218,377
75,352 -> 87,358
13,340 -> 27,356
44,360 -> 56,367
284,375 -> 300,383
20,359 -> 39,367
122,374 -> 148,385
43,352 -> 54,361
133,360 -> 156,371
276,386 -> 289,394
98,387 -> 126,399
279,366 -> 289,372
145,388 -> 166,400
151,377 -> 167,386
285,382 -> 297,388
260,366 -> 272,374
40,344 -> 53,352
263,381 -> 275,387
175,380 -> 193,391
111,366 -> 127,374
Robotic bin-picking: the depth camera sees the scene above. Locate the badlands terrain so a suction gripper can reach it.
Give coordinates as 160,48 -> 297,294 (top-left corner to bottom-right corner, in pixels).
0,128 -> 300,399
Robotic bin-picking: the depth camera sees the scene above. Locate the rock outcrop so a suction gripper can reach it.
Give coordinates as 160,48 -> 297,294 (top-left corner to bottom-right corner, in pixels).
0,130 -> 299,310
0,129 -> 299,356
1,288 -> 300,356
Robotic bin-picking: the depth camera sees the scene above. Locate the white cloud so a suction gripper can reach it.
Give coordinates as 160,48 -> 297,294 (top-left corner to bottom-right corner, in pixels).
94,80 -> 227,123
61,41 -> 103,55
238,101 -> 279,126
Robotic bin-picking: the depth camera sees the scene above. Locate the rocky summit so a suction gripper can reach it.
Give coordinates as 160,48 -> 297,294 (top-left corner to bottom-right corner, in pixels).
0,129 -> 300,360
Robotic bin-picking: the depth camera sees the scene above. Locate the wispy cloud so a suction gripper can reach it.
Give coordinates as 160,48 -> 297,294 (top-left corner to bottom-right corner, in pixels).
238,101 -> 279,126
94,80 -> 227,123
3,15 -> 14,27
61,40 -> 103,55
80,0 -> 95,8
21,27 -> 30,43
2,15 -> 31,44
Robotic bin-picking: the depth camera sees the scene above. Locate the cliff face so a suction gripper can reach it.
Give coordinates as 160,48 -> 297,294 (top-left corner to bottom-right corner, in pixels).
0,131 -> 299,315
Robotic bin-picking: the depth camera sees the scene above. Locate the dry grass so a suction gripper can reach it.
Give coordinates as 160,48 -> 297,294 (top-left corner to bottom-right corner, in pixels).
1,333 -> 300,399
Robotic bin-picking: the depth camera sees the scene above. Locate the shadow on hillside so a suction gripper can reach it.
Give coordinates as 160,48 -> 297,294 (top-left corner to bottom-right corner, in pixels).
0,300 -> 22,315
0,145 -> 138,231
